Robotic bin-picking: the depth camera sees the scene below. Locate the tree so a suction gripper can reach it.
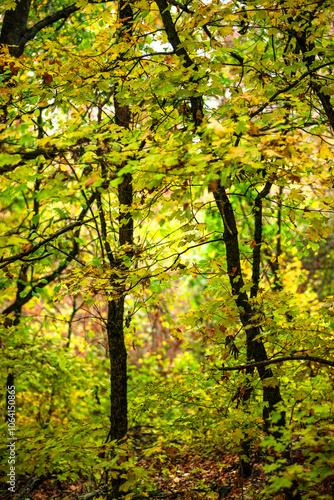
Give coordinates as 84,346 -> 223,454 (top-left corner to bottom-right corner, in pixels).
1,1 -> 135,495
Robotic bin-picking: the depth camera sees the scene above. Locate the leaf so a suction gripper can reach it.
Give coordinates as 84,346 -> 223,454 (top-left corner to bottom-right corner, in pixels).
206,118 -> 227,138
85,177 -> 95,187
42,72 -> 53,85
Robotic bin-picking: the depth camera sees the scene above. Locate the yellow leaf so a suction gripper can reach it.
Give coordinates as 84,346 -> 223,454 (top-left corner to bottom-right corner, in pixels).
263,149 -> 283,158
206,118 -> 227,138
318,144 -> 333,159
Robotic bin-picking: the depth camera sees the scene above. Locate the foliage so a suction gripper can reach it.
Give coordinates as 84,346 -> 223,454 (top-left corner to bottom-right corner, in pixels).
1,0 -> 334,499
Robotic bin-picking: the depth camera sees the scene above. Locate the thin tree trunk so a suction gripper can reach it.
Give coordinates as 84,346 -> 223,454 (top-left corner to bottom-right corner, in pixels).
104,2 -> 134,497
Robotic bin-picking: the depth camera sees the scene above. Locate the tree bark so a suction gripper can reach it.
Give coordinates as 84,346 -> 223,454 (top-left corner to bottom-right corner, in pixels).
107,296 -> 128,442
213,181 -> 285,432
0,0 -> 79,57
103,0 -> 134,448
102,1 -> 134,497
0,0 -> 32,57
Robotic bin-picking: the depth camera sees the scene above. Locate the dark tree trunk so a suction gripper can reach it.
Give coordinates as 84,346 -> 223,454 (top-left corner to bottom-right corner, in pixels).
104,0 -> 134,447
107,297 -> 128,442
104,3 -> 134,498
0,0 -> 32,57
213,182 -> 285,477
213,183 -> 285,427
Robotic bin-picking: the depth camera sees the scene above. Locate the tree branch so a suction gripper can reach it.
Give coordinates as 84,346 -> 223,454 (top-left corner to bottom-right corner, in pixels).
165,0 -> 243,65
21,4 -> 79,45
1,193 -> 97,316
0,149 -> 57,175
250,60 -> 334,120
0,219 -> 93,269
218,355 -> 334,371
96,192 -> 115,265
251,181 -> 271,298
155,0 -> 203,127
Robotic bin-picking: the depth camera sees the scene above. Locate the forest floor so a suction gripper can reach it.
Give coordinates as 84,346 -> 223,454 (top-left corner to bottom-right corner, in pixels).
6,446 -> 275,500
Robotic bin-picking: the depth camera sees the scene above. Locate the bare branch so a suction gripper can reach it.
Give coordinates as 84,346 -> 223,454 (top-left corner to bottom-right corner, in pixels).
251,181 -> 272,298
218,355 -> 334,371
0,149 -> 57,175
0,218 -> 93,269
21,4 -> 79,45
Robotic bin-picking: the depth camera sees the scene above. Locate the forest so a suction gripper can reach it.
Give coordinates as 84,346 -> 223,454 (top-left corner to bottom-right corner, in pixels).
1,0 -> 334,499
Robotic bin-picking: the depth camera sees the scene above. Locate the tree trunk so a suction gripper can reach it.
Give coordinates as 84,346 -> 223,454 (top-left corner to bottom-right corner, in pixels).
0,0 -> 32,57
104,3 -> 134,498
107,297 -> 128,442
213,181 -> 285,477
213,182 -> 285,427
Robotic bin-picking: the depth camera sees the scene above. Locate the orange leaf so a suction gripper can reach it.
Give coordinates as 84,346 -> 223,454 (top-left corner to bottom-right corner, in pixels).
208,180 -> 218,193
43,72 -> 53,85
22,243 -> 33,252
